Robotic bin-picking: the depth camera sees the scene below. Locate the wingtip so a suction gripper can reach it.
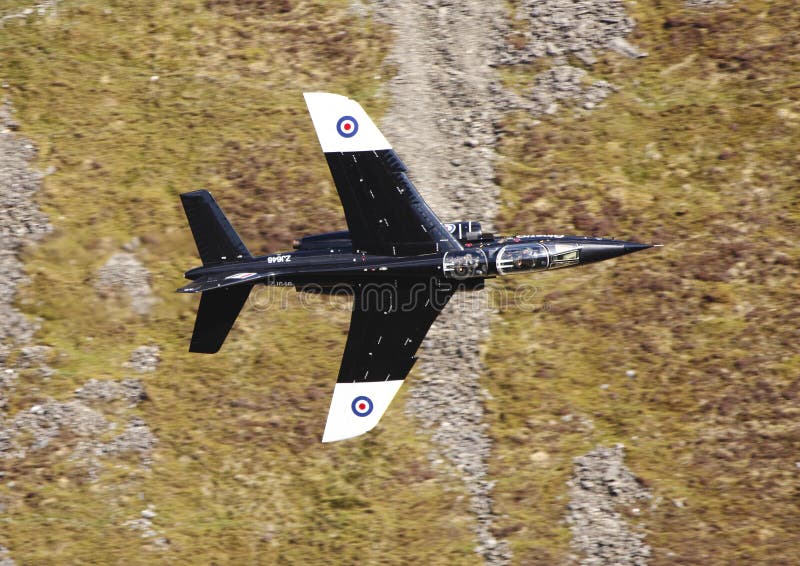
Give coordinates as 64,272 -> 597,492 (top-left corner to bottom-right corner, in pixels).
304,92 -> 392,153
321,380 -> 404,443
179,188 -> 212,200
189,342 -> 221,354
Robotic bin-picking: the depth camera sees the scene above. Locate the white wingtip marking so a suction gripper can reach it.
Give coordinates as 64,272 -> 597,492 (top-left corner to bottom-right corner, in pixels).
304,92 -> 392,154
322,380 -> 404,442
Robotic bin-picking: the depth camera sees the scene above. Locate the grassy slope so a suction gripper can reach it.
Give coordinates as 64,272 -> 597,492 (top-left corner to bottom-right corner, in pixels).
4,1 -> 799,564
488,1 -> 800,564
1,1 -> 479,564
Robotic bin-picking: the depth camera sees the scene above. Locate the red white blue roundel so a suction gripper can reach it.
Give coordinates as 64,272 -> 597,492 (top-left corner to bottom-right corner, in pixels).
336,115 -> 359,138
351,395 -> 373,417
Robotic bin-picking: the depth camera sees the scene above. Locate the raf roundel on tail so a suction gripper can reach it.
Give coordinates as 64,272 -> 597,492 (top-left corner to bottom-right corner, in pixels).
177,92 -> 658,442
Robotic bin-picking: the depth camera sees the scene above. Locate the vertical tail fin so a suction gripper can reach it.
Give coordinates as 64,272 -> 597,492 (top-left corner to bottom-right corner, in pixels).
180,190 -> 252,266
190,285 -> 252,353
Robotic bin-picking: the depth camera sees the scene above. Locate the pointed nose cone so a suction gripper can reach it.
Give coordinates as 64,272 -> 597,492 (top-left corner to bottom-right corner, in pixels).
579,240 -> 654,265
623,242 -> 654,254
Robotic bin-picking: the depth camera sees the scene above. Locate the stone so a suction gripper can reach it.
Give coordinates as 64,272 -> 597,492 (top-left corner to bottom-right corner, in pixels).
74,378 -> 147,406
125,345 -> 160,373
94,253 -> 156,315
608,37 -> 648,59
567,445 -> 652,564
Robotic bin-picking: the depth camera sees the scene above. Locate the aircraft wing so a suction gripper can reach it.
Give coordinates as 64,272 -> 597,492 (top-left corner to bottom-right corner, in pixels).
322,281 -> 453,442
304,92 -> 463,257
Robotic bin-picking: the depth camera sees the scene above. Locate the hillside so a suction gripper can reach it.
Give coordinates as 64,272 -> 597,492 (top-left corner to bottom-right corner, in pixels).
488,1 -> 800,563
1,1 -> 799,565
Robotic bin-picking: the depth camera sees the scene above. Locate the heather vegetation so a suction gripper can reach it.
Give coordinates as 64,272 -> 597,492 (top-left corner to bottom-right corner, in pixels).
1,0 -> 798,564
488,2 -> 800,563
1,2 -> 477,563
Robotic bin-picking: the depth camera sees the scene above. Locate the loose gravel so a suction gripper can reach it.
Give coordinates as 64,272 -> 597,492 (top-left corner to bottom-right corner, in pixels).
123,504 -> 170,550
0,546 -> 15,566
373,1 -> 510,562
566,446 -> 653,565
95,252 -> 156,315
686,0 -> 735,8
499,0 -> 644,66
74,378 -> 148,406
0,100 -> 51,365
0,1 -> 58,27
1,381 -> 157,477
126,345 -> 161,373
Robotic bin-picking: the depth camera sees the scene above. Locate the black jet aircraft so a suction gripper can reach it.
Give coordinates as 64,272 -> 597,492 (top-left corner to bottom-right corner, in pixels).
178,92 -> 655,442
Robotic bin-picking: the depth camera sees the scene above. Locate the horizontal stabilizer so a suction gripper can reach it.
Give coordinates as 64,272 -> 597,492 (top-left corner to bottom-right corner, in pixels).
177,271 -> 268,294
189,285 -> 252,354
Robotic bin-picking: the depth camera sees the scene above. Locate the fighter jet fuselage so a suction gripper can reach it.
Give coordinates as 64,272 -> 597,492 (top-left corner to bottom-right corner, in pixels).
181,229 -> 652,292
178,93 -> 657,442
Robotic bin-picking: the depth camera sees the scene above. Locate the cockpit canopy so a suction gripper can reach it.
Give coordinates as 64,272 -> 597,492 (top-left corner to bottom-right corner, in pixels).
545,242 -> 581,269
495,242 -> 583,274
495,243 -> 550,275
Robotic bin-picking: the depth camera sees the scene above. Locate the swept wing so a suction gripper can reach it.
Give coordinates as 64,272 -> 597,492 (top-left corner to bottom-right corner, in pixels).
322,281 -> 453,442
304,92 -> 462,256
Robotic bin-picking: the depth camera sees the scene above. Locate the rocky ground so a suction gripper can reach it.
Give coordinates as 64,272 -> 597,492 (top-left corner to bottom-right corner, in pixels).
498,0 -> 645,66
0,1 -> 58,26
0,97 -> 160,561
373,1 -> 509,562
122,504 -> 170,550
686,0 -> 735,8
95,247 -> 157,316
0,101 -> 52,565
0,99 -> 51,370
566,446 -> 653,565
0,546 -> 14,566
373,1 -> 658,564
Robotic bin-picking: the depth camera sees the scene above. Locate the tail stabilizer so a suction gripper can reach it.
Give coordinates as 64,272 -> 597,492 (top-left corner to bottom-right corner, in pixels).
189,285 -> 252,354
180,190 -> 252,266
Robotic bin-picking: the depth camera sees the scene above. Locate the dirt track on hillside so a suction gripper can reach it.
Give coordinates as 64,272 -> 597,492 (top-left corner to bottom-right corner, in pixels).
373,2 -> 510,563
373,1 -> 656,564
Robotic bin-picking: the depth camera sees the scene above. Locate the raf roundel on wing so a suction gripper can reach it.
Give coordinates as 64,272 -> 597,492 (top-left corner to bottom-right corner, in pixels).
336,115 -> 359,138
351,395 -> 373,417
